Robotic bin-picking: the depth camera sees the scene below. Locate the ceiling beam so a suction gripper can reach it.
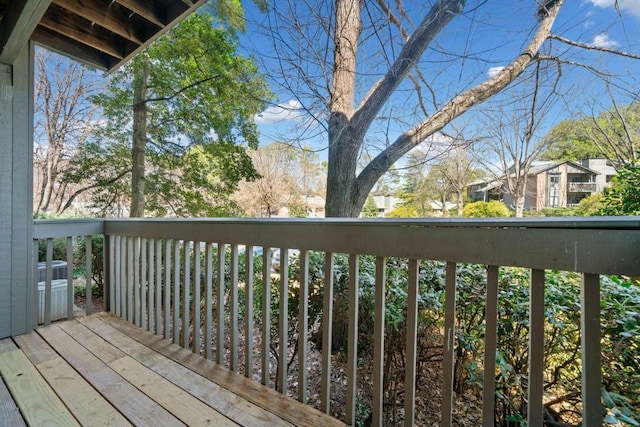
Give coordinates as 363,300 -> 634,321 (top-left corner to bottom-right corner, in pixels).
109,0 -> 206,72
32,26 -> 115,71
0,0 -> 52,65
38,9 -> 125,59
113,0 -> 165,28
52,0 -> 143,45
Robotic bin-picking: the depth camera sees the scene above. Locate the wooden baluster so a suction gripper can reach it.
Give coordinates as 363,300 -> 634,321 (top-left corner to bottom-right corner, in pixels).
261,247 -> 271,386
404,258 -> 419,427
528,269 -> 545,426
66,237 -> 74,319
148,239 -> 155,333
346,254 -> 359,424
182,241 -> 191,349
173,240 -> 180,345
216,243 -> 226,365
205,242 -> 214,360
230,244 -> 239,369
441,262 -> 457,427
140,238 -> 147,329
193,242 -> 201,355
320,252 -> 334,414
482,265 -> 499,427
133,237 -> 140,325
244,245 -> 255,377
372,256 -> 386,427
581,273 -> 602,427
277,248 -> 289,393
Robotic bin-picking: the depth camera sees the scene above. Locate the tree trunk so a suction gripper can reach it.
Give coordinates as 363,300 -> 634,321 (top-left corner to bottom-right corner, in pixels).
457,190 -> 464,216
130,63 -> 148,217
515,196 -> 525,218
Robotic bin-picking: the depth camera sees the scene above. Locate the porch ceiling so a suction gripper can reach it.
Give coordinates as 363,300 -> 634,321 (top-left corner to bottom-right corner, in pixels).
0,0 -> 206,72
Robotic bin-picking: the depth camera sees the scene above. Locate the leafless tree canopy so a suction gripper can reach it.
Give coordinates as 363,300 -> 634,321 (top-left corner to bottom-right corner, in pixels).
248,0 -> 638,217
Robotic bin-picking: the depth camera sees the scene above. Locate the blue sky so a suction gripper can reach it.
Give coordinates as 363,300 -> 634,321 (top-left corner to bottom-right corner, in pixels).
238,0 -> 640,163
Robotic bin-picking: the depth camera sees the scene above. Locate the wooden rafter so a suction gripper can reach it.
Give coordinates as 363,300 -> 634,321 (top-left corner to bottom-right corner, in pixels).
113,0 -> 165,28
39,6 -> 124,59
52,0 -> 143,45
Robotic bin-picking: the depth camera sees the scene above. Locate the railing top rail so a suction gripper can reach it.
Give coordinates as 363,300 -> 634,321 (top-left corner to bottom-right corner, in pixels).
101,216 -> 640,276
34,219 -> 105,239
103,216 -> 640,230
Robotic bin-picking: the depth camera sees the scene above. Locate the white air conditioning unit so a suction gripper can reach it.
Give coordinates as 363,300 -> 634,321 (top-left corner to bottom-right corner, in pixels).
38,279 -> 69,324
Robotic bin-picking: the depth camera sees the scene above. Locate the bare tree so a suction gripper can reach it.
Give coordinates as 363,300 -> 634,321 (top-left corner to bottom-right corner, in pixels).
476,65 -> 557,217
251,0 -> 639,217
235,142 -> 323,217
33,49 -> 98,215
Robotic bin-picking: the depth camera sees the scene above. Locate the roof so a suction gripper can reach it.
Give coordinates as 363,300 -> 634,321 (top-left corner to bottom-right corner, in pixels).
0,0 -> 206,72
526,160 -> 600,176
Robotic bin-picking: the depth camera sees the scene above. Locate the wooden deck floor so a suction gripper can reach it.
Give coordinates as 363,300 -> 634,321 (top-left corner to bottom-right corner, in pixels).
0,313 -> 344,427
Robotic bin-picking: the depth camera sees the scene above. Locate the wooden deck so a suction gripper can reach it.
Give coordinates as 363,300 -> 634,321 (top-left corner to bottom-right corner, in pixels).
0,313 -> 344,427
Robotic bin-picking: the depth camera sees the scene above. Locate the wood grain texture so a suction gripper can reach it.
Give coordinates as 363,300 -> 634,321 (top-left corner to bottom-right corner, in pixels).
97,312 -> 345,427
14,332 -> 131,427
110,356 -> 237,426
0,375 -> 26,427
37,324 -> 184,427
0,349 -> 79,426
78,315 -> 292,427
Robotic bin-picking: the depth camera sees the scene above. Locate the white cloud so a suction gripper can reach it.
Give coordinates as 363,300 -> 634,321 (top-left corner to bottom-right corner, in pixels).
255,99 -> 305,124
487,66 -> 505,78
591,33 -> 618,48
590,0 -> 640,16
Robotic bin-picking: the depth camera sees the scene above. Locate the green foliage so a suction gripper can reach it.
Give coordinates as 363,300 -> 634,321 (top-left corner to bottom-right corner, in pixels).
577,193 -> 605,216
386,205 -> 419,218
361,196 -> 379,218
540,119 -> 603,161
462,200 -> 511,218
598,163 -> 640,215
68,12 -> 271,216
279,254 -> 640,425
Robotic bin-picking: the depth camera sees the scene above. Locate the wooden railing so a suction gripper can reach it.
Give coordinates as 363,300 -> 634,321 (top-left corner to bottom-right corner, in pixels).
33,217 -> 640,426
568,182 -> 597,193
33,219 -> 104,325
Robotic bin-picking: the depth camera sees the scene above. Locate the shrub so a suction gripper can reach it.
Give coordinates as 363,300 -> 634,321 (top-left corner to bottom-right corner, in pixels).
462,200 -> 511,217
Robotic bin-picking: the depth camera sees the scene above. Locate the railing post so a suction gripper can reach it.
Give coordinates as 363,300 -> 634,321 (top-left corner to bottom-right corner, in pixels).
581,273 -> 602,427
105,234 -> 114,314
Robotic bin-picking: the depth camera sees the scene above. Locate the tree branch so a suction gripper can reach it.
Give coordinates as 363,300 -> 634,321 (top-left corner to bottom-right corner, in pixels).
550,34 -> 640,61
143,75 -> 221,104
59,169 -> 131,214
352,0 -> 464,134
356,0 -> 563,191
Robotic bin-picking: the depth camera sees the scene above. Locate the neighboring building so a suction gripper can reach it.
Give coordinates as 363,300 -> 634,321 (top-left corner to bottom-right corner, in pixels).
372,195 -> 402,217
275,195 -> 326,218
467,159 -> 617,211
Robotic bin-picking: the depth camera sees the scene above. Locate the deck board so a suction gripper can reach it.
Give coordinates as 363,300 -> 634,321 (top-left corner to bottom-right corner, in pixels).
0,375 -> 26,427
14,332 -> 132,427
5,314 -> 345,427
37,324 -> 185,427
78,315 -> 292,427
97,312 -> 345,427
0,347 -> 79,426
